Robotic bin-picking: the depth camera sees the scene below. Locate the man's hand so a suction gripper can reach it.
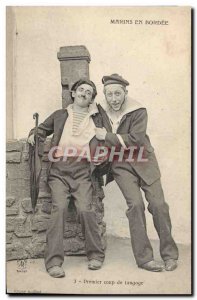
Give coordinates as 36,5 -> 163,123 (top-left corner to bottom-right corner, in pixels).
92,154 -> 108,165
27,134 -> 35,146
95,127 -> 107,141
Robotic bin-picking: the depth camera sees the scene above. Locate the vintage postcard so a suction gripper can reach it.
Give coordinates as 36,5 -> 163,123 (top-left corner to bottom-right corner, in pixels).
6,6 -> 192,295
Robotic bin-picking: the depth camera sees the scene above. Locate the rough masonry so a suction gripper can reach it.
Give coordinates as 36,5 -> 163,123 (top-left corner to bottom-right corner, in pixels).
6,139 -> 106,260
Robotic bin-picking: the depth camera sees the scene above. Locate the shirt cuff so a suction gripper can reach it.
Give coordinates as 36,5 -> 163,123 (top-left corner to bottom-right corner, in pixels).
116,134 -> 127,149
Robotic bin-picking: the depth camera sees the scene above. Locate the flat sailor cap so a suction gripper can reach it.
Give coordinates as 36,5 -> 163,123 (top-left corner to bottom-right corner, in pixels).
102,73 -> 129,87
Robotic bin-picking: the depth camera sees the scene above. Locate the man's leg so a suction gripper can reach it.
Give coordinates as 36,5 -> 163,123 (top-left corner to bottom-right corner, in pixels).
111,163 -> 154,267
141,178 -> 179,269
45,170 -> 70,273
71,161 -> 105,267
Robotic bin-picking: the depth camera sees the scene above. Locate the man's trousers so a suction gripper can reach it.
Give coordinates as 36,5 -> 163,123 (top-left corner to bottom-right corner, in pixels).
111,161 -> 179,267
45,158 -> 105,270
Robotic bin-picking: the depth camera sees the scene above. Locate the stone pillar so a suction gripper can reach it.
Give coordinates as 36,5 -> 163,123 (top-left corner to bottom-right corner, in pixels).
57,45 -> 91,108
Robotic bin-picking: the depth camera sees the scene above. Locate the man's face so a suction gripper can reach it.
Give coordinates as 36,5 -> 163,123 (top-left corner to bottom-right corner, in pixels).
104,84 -> 127,111
72,84 -> 94,108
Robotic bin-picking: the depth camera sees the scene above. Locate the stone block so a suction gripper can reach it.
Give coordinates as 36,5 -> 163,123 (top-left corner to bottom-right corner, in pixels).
20,179 -> 31,198
76,224 -> 85,240
7,163 -> 30,179
6,196 -> 16,207
21,163 -> 31,178
6,207 -> 19,216
7,178 -> 30,200
21,198 -> 33,213
21,141 -> 29,156
6,152 -> 21,163
25,242 -> 45,258
6,179 -> 20,198
66,213 -> 77,222
38,191 -> 51,199
64,223 -> 78,238
21,139 -> 29,149
6,242 -> 28,260
57,45 -> 91,62
6,233 -> 13,244
6,164 -> 19,179
7,217 -> 16,232
14,216 -> 33,237
39,177 -> 49,189
31,215 -> 50,232
38,181 -> 50,196
63,223 -> 84,240
41,201 -> 52,214
22,151 -> 29,162
32,232 -> 46,244
63,237 -> 85,254
6,140 -> 22,152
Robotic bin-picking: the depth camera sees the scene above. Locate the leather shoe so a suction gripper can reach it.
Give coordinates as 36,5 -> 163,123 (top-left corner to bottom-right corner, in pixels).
88,259 -> 103,270
165,259 -> 178,271
47,266 -> 65,278
140,260 -> 165,272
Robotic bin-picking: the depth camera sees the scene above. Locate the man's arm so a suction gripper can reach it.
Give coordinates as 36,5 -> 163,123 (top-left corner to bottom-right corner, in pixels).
28,110 -> 56,143
97,108 -> 148,149
27,111 -> 57,158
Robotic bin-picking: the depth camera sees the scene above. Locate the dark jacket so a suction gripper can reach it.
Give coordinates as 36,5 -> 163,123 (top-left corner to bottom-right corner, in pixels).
97,104 -> 161,186
29,104 -> 107,180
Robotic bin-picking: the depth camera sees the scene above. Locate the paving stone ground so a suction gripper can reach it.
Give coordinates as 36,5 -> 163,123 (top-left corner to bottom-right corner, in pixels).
6,236 -> 191,295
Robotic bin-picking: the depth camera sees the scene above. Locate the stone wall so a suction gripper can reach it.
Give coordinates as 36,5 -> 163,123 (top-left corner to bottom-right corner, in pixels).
6,139 -> 106,261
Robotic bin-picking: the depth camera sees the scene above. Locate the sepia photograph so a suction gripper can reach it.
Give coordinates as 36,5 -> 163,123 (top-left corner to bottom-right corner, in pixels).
6,6 -> 191,295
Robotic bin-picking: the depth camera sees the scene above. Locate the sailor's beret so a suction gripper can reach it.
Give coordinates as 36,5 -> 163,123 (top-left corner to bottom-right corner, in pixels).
102,74 -> 129,87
